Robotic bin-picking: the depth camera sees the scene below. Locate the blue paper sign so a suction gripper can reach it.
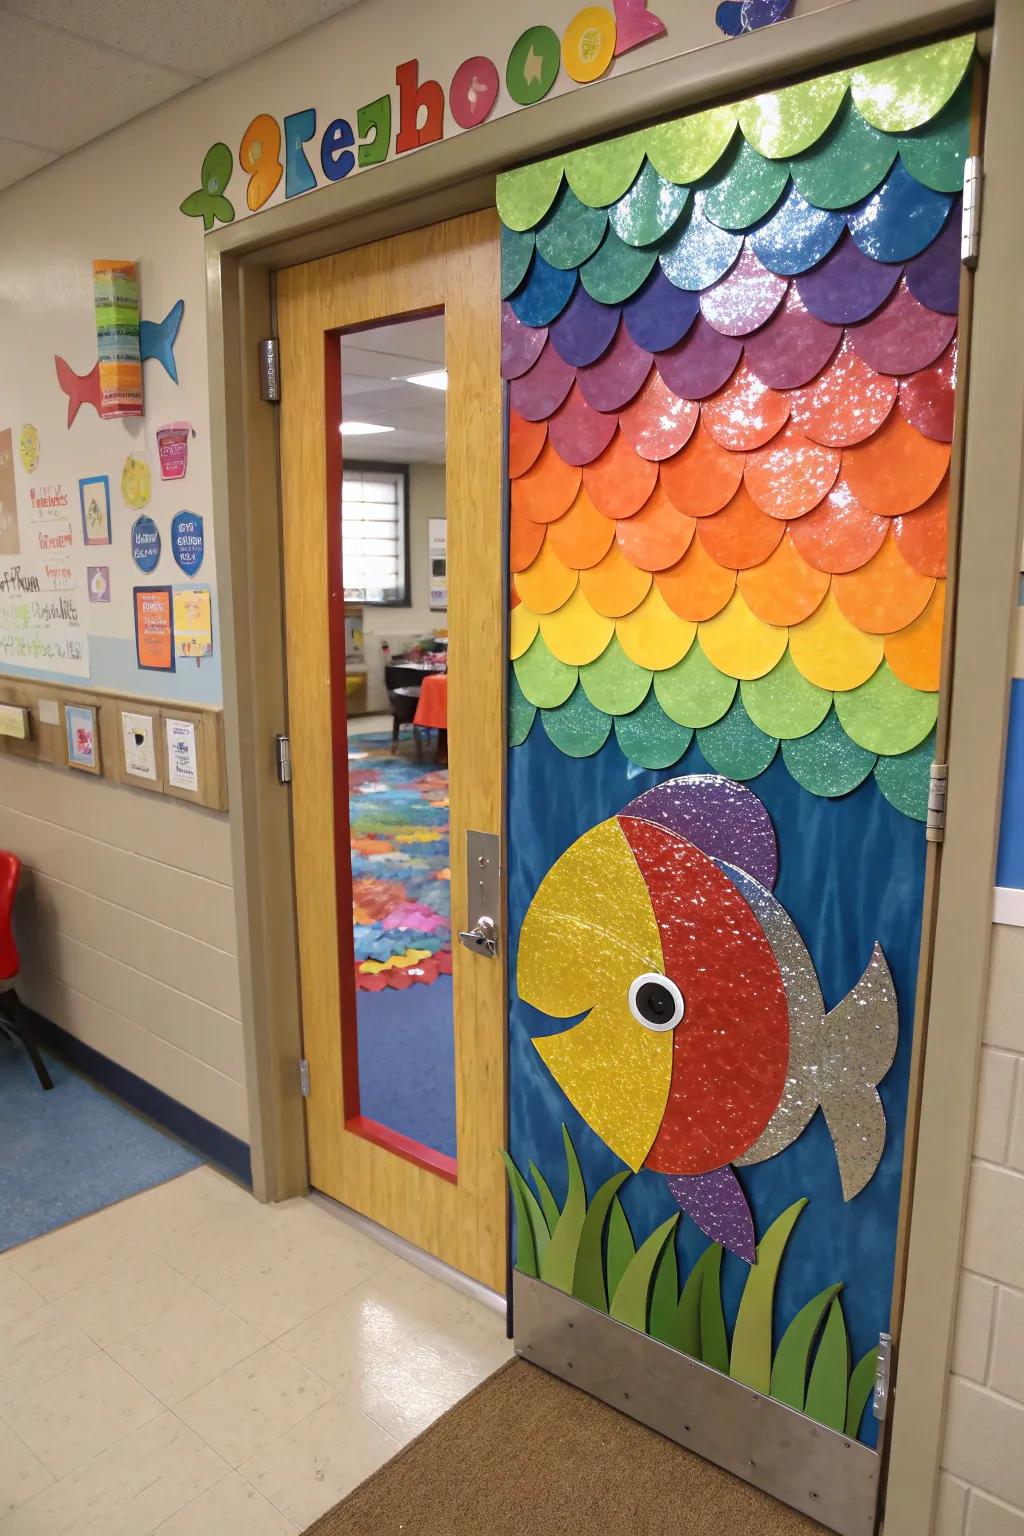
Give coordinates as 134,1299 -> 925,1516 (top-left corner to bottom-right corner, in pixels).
171,510 -> 204,577
131,515 -> 161,573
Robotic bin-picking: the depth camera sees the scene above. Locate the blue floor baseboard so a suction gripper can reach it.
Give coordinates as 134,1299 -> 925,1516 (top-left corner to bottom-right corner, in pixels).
26,1009 -> 252,1187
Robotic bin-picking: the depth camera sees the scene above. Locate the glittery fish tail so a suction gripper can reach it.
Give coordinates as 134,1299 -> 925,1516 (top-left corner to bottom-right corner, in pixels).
818,942 -> 899,1201
666,1165 -> 757,1263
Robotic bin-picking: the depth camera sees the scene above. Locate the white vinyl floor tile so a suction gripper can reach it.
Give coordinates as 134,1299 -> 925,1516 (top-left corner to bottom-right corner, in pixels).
0,1167 -> 508,1534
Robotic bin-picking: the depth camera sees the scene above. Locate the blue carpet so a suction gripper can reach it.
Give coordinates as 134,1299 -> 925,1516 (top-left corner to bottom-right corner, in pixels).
0,1038 -> 201,1252
356,975 -> 457,1159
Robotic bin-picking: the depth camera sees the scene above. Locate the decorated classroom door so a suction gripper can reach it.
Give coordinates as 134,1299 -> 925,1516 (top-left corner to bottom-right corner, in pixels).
501,32 -> 974,1470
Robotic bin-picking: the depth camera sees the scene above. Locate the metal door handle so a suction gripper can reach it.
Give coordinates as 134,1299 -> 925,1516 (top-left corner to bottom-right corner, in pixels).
458,915 -> 497,958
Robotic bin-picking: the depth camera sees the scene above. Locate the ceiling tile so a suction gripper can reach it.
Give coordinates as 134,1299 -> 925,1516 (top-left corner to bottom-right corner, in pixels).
0,12 -> 198,151
0,0 -> 362,80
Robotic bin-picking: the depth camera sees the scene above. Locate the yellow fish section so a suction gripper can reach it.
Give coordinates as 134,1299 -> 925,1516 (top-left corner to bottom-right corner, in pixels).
518,817 -> 671,1172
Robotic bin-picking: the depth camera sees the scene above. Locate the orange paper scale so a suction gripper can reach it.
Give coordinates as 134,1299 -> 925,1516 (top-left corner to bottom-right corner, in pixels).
841,409 -> 951,518
832,534 -> 935,635
510,503 -> 547,571
511,440 -> 583,524
701,362 -> 791,452
509,411 -> 548,477
579,542 -> 654,616
893,477 -> 949,578
884,582 -> 946,690
737,535 -> 831,626
744,424 -> 841,521
788,481 -> 889,574
583,432 -> 660,518
697,482 -> 785,570
547,486 -> 616,569
661,422 -> 745,519
615,483 -> 696,572
656,537 -> 736,623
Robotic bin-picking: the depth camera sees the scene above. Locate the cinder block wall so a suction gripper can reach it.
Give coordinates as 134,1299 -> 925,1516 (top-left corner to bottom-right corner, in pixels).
936,922 -> 1024,1534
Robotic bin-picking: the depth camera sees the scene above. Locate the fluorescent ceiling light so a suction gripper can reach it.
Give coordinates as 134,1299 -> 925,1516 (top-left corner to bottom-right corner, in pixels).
403,369 -> 448,391
339,421 -> 395,435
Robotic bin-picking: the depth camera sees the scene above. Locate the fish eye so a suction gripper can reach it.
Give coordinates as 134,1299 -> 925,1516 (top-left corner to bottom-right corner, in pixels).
627,973 -> 685,1032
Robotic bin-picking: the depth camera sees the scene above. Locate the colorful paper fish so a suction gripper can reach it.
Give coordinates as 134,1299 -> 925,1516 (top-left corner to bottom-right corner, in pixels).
54,299 -> 185,427
715,0 -> 793,36
517,775 -> 898,1262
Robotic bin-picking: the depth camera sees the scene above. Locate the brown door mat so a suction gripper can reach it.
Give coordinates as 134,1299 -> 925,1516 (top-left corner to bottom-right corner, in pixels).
303,1355 -> 831,1535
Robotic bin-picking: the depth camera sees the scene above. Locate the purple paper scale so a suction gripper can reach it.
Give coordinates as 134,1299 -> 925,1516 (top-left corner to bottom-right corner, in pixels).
656,317 -> 743,402
623,266 -> 701,353
501,303 -> 548,380
794,233 -> 902,326
904,200 -> 962,316
576,322 -> 652,412
549,285 -> 622,367
508,341 -> 576,421
547,386 -> 619,466
744,290 -> 842,391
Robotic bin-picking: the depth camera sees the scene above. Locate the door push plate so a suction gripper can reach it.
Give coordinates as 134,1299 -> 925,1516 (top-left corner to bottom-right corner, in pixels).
457,830 -> 501,959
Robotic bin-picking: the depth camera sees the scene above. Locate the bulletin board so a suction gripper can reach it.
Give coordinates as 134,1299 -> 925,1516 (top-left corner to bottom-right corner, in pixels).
0,261 -> 220,712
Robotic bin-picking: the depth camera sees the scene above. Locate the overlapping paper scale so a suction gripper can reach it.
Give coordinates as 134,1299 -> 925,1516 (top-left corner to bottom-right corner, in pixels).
500,37 -> 973,819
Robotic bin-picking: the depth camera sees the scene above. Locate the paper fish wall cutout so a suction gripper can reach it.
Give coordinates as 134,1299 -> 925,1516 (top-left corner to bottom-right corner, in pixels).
517,774 -> 898,1262
501,35 -> 974,820
54,300 -> 185,427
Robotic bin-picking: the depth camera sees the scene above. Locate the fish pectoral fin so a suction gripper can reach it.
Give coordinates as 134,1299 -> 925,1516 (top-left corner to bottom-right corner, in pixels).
665,1167 -> 756,1264
820,942 -> 898,1201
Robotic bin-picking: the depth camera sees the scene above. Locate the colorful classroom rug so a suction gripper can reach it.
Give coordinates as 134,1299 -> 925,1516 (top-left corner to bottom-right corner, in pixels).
348,733 -> 451,991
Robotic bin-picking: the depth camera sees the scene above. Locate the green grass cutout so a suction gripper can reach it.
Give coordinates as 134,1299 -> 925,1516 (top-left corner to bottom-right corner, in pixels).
502,1127 -> 878,1442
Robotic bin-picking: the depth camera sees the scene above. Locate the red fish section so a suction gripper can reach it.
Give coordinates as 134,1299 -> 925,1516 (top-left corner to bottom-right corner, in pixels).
619,815 -> 789,1173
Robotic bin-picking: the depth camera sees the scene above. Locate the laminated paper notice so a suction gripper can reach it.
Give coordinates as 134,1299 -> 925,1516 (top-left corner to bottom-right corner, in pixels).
0,557 -> 89,677
165,717 -> 198,792
121,710 -> 157,781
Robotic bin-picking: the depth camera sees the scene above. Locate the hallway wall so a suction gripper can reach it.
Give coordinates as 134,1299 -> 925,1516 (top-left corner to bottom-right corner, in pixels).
937,623 -> 1024,1536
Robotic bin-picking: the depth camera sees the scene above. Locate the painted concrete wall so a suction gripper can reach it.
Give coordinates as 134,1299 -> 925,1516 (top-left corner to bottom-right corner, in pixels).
937,618 -> 1024,1536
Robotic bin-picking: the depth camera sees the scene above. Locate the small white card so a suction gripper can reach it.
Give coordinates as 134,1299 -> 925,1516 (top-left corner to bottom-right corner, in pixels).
121,710 -> 157,780
38,699 -> 60,726
165,717 -> 198,792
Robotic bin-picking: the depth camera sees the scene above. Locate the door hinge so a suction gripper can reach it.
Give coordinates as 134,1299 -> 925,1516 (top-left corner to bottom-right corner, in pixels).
299,1058 -> 310,1098
873,1332 -> 892,1421
962,155 -> 982,269
275,733 -> 292,785
259,337 -> 281,403
926,762 -> 948,843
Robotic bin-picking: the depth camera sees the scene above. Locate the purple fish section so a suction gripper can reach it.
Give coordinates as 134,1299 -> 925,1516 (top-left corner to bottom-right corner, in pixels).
666,1166 -> 757,1263
623,773 -> 779,889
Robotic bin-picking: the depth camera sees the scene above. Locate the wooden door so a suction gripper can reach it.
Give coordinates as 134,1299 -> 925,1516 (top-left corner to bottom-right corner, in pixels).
278,213 -> 506,1291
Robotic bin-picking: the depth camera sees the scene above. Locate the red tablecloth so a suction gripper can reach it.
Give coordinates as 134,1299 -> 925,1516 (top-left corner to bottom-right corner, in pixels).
414,672 -> 447,730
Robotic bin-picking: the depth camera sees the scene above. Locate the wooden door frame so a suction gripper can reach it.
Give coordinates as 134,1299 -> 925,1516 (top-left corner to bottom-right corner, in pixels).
205,0 -> 1017,1525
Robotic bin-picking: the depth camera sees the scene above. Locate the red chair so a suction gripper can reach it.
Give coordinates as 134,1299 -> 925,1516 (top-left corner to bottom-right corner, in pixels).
0,852 -> 53,1090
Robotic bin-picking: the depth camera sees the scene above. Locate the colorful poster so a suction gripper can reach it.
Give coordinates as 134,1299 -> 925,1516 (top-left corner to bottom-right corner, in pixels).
173,586 -> 213,661
134,585 -> 175,671
87,566 -> 110,603
121,710 -> 157,780
93,259 -> 143,419
165,717 -> 198,792
428,517 -> 447,611
79,475 -> 111,545
171,511 -> 204,576
65,704 -> 99,771
0,429 -> 19,556
131,514 -> 161,572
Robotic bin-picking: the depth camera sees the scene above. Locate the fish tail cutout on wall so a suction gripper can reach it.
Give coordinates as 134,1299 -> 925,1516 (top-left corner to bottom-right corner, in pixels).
140,300 -> 185,384
818,942 -> 898,1200
53,357 -> 101,427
